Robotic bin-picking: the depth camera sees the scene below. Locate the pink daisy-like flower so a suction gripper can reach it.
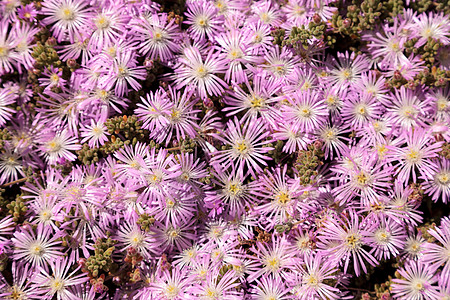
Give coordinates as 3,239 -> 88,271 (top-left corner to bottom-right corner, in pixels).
273,121 -> 312,154
80,117 -> 109,148
17,3 -> 38,22
365,20 -> 409,70
366,217 -> 407,260
211,116 -> 273,178
184,0 -> 224,42
41,0 -> 92,43
155,86 -> 200,145
251,275 -> 291,300
391,260 -> 439,300
38,129 -> 81,164
318,212 -> 378,277
0,20 -> 17,74
341,92 -> 382,131
215,29 -> 255,84
133,12 -> 181,62
102,50 -> 147,97
174,47 -> 228,99
393,128 -> 443,184
88,6 -> 129,52
152,267 -> 192,300
255,165 -> 304,229
115,215 -> 157,260
0,143 -> 24,185
247,234 -> 295,282
290,253 -> 341,300
326,51 -> 370,91
10,22 -> 40,72
423,159 -> 450,204
422,217 -> 450,278
0,88 -> 16,127
406,12 -> 450,48
31,257 -> 89,300
135,88 -> 172,133
205,164 -> 257,216
282,89 -> 328,133
11,223 -> 63,269
386,86 -> 430,131
331,148 -> 393,205
223,71 -> 282,125
38,66 -> 67,92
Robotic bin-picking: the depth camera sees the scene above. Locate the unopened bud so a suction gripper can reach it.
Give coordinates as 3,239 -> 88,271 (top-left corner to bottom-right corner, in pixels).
46,37 -> 56,46
343,18 -> 352,28
393,70 -> 402,80
313,14 -> 321,24
203,98 -> 214,108
67,59 -> 77,68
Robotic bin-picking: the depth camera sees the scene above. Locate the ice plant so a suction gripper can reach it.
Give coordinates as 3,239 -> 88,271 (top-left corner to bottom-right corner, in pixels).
0,0 -> 448,298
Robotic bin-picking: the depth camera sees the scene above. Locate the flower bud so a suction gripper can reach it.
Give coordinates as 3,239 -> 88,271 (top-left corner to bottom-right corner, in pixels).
343,18 -> 352,28
46,37 -> 56,46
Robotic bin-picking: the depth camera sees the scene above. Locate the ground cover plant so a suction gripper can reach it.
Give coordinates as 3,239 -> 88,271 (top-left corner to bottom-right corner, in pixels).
0,0 -> 449,299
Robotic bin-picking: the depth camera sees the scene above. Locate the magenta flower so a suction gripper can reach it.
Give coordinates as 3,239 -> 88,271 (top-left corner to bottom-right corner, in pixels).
184,0 -> 224,42
423,217 -> 450,278
318,212 -> 378,277
133,12 -> 181,62
173,47 -> 228,99
212,116 -> 273,177
391,260 -> 439,300
0,88 -> 16,127
393,128 -> 443,184
31,257 -> 89,300
289,253 -> 341,300
38,129 -> 81,164
282,90 -> 328,133
41,0 -> 92,43
12,223 -> 63,269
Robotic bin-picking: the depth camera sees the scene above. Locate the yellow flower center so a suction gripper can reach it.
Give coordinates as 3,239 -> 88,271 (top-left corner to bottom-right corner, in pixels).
264,256 -> 280,272
47,140 -> 62,152
341,68 -> 352,79
165,285 -> 180,298
299,107 -> 311,117
275,191 -> 291,204
356,171 -> 369,186
260,12 -> 271,23
0,46 -> 9,57
346,233 -> 361,249
95,15 -> 110,29
437,172 -> 450,184
437,98 -> 448,111
195,65 -> 208,78
356,104 -> 367,116
30,244 -> 44,255
9,285 -> 25,300
250,95 -> 264,108
406,149 -> 421,163
413,281 -> 424,292
197,17 -> 208,27
170,109 -> 181,122
50,74 -> 60,84
234,141 -> 249,155
166,198 -> 176,208
153,31 -> 163,41
306,275 -> 319,286
229,49 -> 241,59
50,279 -> 65,292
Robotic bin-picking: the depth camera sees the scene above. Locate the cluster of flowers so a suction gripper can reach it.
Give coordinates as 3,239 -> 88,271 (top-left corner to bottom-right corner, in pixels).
0,0 -> 449,299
